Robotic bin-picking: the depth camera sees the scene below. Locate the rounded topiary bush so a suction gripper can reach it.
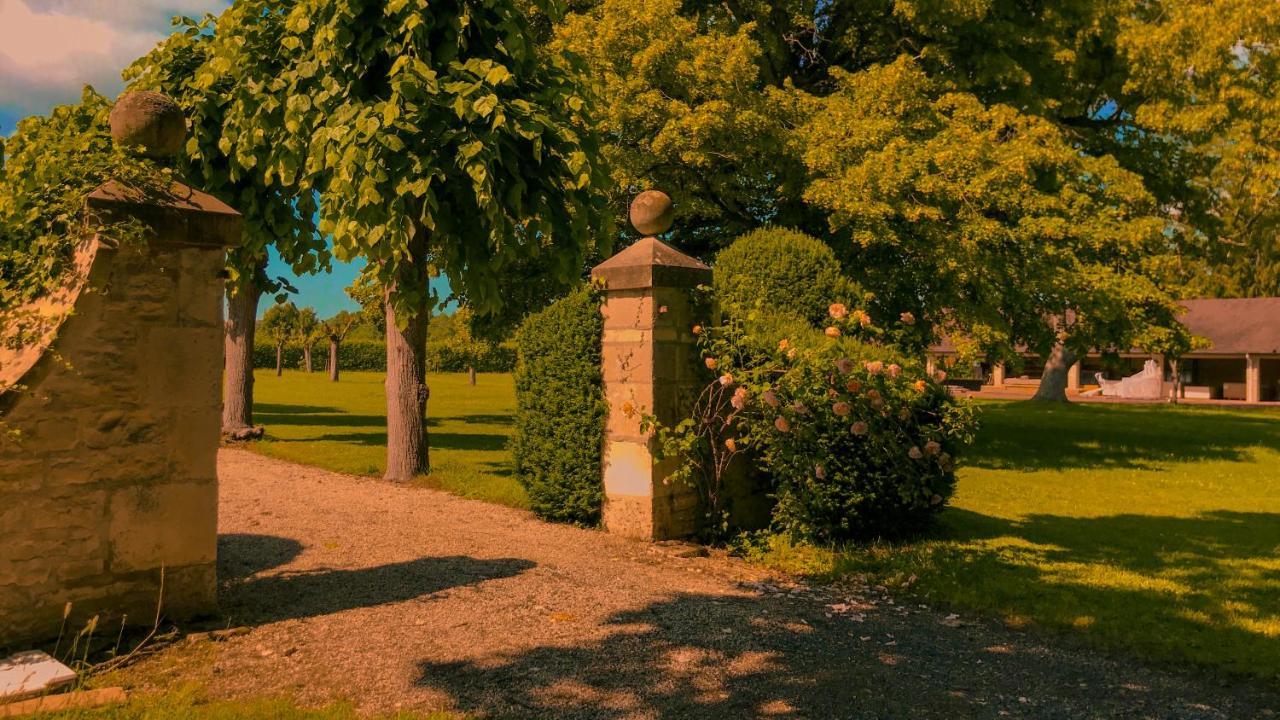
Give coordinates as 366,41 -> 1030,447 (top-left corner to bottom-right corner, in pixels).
713,227 -> 857,327
512,284 -> 606,525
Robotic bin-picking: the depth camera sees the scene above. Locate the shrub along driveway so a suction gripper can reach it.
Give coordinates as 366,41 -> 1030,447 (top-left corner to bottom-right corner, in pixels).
131,448 -> 1280,718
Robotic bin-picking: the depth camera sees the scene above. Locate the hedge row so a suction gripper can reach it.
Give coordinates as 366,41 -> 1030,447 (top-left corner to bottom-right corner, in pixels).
251,341 -> 515,373
511,285 -> 606,525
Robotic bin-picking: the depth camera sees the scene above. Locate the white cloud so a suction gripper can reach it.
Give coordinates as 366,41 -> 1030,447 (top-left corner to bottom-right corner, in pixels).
0,0 -> 229,115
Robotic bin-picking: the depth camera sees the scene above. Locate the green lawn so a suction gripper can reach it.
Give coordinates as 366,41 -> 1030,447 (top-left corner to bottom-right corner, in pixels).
251,371 -> 526,508
246,371 -> 1280,679
757,400 -> 1280,680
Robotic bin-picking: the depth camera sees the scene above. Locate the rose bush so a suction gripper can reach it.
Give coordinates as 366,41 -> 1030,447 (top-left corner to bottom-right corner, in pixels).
655,300 -> 976,543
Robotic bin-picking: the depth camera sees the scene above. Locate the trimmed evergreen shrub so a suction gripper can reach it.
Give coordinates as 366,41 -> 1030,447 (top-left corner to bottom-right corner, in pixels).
713,227 -> 858,327
512,285 -> 606,525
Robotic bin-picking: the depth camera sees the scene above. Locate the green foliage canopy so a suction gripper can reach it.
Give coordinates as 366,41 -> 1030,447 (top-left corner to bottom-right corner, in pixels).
125,9 -> 329,296
205,0 -> 612,322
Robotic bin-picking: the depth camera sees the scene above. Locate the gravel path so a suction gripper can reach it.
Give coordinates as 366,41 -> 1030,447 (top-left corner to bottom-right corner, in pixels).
199,448 -> 1280,719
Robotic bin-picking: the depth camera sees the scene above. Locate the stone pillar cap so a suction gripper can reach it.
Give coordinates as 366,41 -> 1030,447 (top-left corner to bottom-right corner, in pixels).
86,179 -> 242,248
591,236 -> 710,291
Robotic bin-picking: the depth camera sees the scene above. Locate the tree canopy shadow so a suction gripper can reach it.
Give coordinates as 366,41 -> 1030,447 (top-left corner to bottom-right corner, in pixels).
413,583 -> 1280,719
965,403 -> 1280,471
272,431 -> 508,452
217,534 -> 533,624
863,508 -> 1280,678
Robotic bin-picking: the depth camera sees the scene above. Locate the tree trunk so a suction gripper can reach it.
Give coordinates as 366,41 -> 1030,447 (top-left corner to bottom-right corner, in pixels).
1032,345 -> 1077,402
383,272 -> 431,481
329,339 -> 340,382
275,343 -> 283,376
222,281 -> 261,435
303,346 -> 313,373
468,366 -> 476,386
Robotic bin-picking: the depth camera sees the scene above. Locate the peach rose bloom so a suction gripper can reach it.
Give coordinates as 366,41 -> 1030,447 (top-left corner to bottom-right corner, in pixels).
871,397 -> 885,409
845,379 -> 862,393
778,338 -> 790,351
865,360 -> 883,375
866,389 -> 881,401
835,358 -> 854,374
762,389 -> 780,408
828,303 -> 848,320
886,363 -> 901,378
833,401 -> 851,416
908,446 -> 923,459
825,326 -> 842,338
856,310 -> 872,327
719,373 -> 734,386
725,438 -> 738,452
851,421 -> 869,436
914,380 -> 928,392
774,416 -> 791,433
900,311 -> 915,325
934,370 -> 948,382
705,357 -> 718,370
814,464 -> 826,480
925,440 -> 941,456
692,324 -> 703,335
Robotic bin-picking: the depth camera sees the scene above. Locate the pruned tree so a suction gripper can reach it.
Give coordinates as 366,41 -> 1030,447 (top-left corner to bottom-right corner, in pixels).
321,311 -> 359,382
125,9 -> 328,437
208,0 -> 611,480
260,302 -> 299,377
290,307 -> 322,373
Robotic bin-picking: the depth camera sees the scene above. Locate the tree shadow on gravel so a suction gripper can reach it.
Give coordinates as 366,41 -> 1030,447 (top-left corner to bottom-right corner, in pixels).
413,590 -> 1280,720
217,535 -> 533,625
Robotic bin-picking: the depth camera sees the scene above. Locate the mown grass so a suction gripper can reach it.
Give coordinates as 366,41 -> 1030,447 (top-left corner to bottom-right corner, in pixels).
246,372 -> 1280,679
749,400 -> 1280,680
250,371 -> 526,508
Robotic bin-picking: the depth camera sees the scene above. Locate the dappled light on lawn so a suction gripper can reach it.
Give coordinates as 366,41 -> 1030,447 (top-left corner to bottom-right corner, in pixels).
758,401 -> 1280,678
250,371 -> 525,508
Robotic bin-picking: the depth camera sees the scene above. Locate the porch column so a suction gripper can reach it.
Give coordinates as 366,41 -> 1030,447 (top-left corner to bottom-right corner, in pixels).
1246,354 -> 1262,404
925,355 -> 937,378
991,362 -> 1006,388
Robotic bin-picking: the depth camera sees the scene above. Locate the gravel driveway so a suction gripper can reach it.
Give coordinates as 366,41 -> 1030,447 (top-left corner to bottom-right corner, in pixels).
198,448 -> 1280,719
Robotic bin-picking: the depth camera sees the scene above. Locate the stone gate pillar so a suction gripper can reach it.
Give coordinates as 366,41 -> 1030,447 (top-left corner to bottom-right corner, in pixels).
0,92 -> 239,644
592,191 -> 710,539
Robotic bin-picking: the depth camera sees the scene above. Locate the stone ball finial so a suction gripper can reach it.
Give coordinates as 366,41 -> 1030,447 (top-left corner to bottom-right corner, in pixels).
109,91 -> 186,159
629,190 -> 674,236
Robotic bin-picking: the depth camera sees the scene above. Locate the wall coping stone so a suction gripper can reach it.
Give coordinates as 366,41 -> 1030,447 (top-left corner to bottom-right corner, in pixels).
86,179 -> 241,249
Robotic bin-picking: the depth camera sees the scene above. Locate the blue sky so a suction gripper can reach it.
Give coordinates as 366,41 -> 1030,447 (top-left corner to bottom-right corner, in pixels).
0,0 -> 418,317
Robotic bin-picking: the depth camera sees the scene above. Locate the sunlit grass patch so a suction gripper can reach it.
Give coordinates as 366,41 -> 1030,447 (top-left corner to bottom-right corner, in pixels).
748,401 -> 1280,680
249,371 -> 526,509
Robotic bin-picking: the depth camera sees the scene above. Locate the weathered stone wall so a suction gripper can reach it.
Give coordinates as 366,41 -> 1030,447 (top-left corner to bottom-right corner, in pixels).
0,181 -> 239,647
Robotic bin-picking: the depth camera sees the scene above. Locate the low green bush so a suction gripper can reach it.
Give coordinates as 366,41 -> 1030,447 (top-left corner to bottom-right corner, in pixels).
713,227 -> 858,327
511,285 -> 606,525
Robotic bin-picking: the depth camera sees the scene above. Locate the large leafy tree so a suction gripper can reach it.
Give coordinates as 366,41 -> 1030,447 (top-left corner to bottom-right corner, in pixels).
797,59 -> 1189,401
1120,0 -> 1280,298
125,10 -> 329,437
552,0 -> 808,253
210,0 -> 610,479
